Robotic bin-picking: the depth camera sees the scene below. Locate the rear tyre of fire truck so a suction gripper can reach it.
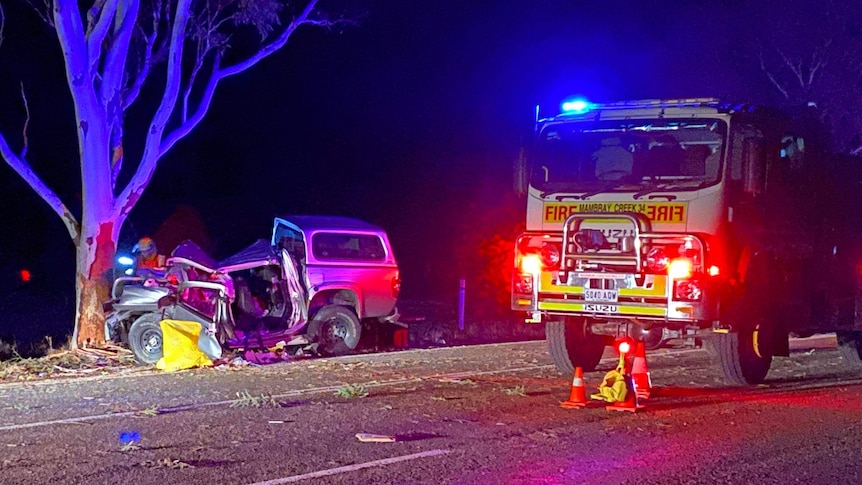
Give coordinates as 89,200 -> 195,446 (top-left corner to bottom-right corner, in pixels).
837,331 -> 862,366
546,317 -> 606,374
310,305 -> 362,357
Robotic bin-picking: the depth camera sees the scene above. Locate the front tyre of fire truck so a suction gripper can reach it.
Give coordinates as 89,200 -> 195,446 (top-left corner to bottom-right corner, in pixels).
836,331 -> 862,366
707,326 -> 772,385
707,284 -> 778,385
546,317 -> 607,374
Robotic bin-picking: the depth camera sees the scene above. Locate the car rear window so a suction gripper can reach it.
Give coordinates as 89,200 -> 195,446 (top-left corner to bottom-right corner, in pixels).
311,233 -> 386,261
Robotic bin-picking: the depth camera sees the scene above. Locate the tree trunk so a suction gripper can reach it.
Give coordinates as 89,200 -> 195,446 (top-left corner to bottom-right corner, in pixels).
73,220 -> 119,349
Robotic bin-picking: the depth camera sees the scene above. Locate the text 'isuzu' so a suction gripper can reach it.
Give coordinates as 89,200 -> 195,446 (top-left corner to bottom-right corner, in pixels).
512,98 -> 862,385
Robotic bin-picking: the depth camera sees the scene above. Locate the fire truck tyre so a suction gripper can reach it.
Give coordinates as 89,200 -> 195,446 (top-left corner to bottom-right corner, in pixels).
707,326 -> 772,385
128,313 -> 164,365
837,331 -> 862,366
545,319 -> 605,374
311,305 -> 362,357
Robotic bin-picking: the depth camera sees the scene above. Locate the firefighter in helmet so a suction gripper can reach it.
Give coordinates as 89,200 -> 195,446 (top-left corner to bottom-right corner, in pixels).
134,237 -> 166,276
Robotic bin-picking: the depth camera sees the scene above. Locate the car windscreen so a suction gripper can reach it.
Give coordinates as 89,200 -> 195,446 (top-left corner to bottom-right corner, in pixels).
311,233 -> 386,262
533,118 -> 727,194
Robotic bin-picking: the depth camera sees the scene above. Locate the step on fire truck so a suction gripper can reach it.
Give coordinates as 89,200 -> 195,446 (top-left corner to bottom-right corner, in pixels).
512,98 -> 862,385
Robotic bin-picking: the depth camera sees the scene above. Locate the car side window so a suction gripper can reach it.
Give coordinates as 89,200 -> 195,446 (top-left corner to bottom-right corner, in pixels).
312,233 -> 386,261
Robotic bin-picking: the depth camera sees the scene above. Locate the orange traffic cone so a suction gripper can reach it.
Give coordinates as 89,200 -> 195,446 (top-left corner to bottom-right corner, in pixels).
561,366 -> 588,408
631,341 -> 652,399
605,373 -> 645,412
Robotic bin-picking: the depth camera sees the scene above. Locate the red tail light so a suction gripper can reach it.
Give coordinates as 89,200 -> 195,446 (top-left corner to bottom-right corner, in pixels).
674,280 -> 702,301
392,272 -> 401,298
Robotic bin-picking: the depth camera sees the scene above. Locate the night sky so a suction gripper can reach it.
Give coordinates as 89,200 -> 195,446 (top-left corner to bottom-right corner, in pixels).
0,0 -> 847,341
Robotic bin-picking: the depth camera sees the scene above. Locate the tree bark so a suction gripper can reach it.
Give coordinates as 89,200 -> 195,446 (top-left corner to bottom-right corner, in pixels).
72,220 -> 118,349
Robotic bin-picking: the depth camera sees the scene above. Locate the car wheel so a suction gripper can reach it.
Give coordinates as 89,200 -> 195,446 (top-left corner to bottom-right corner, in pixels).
128,313 -> 164,365
311,305 -> 362,357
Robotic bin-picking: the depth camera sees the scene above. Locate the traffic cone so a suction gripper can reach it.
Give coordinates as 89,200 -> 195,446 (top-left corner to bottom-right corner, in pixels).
605,373 -> 645,412
631,341 -> 652,399
561,366 -> 588,408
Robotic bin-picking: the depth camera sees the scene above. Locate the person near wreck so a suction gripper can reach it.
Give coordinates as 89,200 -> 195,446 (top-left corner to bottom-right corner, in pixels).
133,237 -> 167,277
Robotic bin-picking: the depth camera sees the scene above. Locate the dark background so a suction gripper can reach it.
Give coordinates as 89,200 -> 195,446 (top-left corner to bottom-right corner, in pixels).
1,0 -> 858,346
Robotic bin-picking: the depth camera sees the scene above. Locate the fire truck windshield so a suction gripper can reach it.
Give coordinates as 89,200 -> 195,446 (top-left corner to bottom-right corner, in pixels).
531,118 -> 727,195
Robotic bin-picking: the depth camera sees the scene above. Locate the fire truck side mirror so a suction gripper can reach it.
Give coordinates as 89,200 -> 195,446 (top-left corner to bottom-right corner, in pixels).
742,138 -> 765,196
514,147 -> 528,195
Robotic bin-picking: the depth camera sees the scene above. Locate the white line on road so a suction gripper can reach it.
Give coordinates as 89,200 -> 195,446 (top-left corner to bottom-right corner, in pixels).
0,347 -> 708,432
245,449 -> 451,485
0,364 -> 551,431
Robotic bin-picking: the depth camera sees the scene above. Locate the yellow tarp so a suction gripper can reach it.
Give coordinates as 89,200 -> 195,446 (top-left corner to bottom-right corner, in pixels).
156,319 -> 214,372
589,366 -> 628,403
590,354 -> 629,403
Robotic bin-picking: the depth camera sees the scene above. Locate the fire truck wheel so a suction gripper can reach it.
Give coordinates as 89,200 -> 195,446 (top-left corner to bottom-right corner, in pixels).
707,325 -> 772,385
127,313 -> 164,365
837,331 -> 862,366
310,305 -> 362,357
545,319 -> 606,374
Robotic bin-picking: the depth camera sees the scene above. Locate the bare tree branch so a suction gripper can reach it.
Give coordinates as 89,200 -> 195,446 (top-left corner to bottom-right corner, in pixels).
86,0 -> 119,76
117,0 -> 195,217
0,2 -> 6,48
101,1 -> 140,106
54,0 -> 96,108
161,0 -> 323,155
123,4 -> 167,109
218,0 -> 319,78
0,133 -> 80,240
19,82 -> 30,159
162,54 -> 221,154
760,51 -> 789,99
27,0 -> 53,27
776,48 -> 807,89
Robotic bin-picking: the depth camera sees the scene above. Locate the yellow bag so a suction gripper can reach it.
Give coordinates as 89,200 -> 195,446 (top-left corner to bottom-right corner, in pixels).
590,366 -> 628,403
156,319 -> 214,372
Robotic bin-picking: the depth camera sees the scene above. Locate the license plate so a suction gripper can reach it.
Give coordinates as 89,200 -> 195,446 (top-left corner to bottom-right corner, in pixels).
584,304 -> 618,313
584,289 -> 618,302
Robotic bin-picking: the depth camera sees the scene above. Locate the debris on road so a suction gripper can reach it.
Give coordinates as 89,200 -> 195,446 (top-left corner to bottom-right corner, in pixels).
355,433 -> 396,443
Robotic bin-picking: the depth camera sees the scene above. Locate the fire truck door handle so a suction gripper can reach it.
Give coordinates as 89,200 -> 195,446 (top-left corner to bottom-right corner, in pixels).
647,194 -> 677,201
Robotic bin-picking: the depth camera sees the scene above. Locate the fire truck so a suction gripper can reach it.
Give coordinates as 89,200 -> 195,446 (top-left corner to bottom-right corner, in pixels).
511,98 -> 862,385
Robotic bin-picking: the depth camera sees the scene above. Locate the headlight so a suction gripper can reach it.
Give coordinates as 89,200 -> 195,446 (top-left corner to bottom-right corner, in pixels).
645,248 -> 669,273
540,243 -> 561,269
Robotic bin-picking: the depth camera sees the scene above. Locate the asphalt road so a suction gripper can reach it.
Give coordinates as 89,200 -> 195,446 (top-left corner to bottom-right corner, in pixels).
2,338 -> 862,485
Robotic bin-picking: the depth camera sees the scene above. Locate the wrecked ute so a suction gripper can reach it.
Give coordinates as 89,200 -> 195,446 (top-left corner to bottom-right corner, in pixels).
104,216 -> 401,364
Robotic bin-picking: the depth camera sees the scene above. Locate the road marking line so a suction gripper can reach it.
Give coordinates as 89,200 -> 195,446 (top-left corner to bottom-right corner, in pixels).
245,449 -> 450,485
0,347 -> 708,432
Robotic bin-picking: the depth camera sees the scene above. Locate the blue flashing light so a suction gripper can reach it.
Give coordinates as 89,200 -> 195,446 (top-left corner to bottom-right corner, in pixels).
117,255 -> 134,266
124,268 -> 135,276
561,98 -> 591,114
119,431 -> 140,445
